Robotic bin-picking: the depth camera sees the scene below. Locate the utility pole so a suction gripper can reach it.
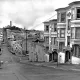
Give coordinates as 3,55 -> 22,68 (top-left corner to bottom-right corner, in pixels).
24,27 -> 27,55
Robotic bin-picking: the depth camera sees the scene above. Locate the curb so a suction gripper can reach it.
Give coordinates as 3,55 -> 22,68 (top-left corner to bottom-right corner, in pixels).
32,63 -> 80,72
18,61 -> 80,72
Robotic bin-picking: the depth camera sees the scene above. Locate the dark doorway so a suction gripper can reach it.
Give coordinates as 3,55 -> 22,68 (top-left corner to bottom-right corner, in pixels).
65,50 -> 71,63
52,51 -> 58,62
49,53 -> 52,61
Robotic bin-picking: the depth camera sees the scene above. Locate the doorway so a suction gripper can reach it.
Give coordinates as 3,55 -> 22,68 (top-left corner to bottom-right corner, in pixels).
52,51 -> 58,62
65,50 -> 71,63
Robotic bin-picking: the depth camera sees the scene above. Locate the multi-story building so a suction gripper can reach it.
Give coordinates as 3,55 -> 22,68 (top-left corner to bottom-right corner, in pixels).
44,21 -> 50,50
55,1 -> 80,64
44,1 -> 80,64
44,17 -> 58,61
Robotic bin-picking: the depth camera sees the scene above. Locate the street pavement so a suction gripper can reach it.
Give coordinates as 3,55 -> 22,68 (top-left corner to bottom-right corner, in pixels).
1,43 -> 80,80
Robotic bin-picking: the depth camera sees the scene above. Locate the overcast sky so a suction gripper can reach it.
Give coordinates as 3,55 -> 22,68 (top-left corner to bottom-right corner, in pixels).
0,0 -> 77,30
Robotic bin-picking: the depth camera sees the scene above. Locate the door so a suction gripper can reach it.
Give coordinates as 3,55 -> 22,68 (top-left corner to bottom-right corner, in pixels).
52,51 -> 58,62
65,50 -> 71,63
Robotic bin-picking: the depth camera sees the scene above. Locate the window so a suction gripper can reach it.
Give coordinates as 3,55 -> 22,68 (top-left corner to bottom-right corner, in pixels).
71,28 -> 75,39
45,36 -> 49,43
54,23 -> 57,31
46,25 -> 49,32
68,19 -> 71,30
61,34 -> 65,37
67,36 -> 70,46
54,37 -> 56,45
58,13 -> 60,22
61,12 -> 66,22
51,37 -> 53,45
59,42 -> 65,51
57,29 -> 60,38
71,8 -> 75,20
75,28 -> 80,39
60,29 -> 65,38
77,8 -> 80,19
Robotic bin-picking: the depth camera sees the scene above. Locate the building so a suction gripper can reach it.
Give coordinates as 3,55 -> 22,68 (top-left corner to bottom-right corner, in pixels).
43,15 -> 59,62
43,1 -> 80,64
55,1 -> 80,64
28,39 -> 49,62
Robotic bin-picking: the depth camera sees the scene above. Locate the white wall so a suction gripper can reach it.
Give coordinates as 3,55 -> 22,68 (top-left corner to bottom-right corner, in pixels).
72,56 -> 80,64
58,52 -> 65,63
44,54 -> 49,62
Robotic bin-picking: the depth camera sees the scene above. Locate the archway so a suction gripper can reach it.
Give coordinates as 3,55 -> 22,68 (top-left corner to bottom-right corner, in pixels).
65,50 -> 71,63
52,50 -> 58,62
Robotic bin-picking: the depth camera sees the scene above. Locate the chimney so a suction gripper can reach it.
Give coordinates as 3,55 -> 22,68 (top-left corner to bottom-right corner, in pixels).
10,21 -> 12,27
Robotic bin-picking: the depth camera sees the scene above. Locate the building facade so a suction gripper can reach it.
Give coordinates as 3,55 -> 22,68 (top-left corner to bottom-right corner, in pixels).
44,18 -> 58,62
44,1 -> 80,64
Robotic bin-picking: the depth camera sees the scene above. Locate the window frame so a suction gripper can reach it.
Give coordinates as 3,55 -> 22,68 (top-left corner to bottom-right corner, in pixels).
57,29 -> 60,38
75,27 -> 80,39
71,28 -> 75,39
76,7 -> 80,19
45,25 -> 49,32
61,12 -> 66,22
60,29 -> 65,38
54,23 -> 57,32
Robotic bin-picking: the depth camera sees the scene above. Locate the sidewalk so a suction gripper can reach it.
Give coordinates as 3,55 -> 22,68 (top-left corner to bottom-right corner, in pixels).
20,60 -> 80,71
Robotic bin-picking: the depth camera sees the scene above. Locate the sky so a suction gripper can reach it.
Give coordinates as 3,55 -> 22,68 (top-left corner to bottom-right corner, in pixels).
0,0 -> 78,30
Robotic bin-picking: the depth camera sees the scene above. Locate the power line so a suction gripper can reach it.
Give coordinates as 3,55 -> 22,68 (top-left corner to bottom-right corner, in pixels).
32,13 -> 57,29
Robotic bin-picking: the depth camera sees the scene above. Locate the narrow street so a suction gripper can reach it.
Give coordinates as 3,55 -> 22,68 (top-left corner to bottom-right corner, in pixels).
0,44 -> 80,80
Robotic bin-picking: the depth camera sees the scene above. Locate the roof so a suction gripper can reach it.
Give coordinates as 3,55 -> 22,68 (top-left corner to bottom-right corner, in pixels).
49,19 -> 57,22
32,39 -> 44,42
55,6 -> 71,11
69,1 -> 80,6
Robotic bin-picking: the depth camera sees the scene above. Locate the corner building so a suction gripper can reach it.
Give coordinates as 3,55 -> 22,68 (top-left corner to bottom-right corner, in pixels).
55,1 -> 80,64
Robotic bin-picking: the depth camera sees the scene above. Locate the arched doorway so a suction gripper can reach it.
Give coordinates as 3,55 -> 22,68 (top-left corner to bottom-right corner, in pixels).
52,50 -> 58,62
49,53 -> 52,61
65,50 -> 71,63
